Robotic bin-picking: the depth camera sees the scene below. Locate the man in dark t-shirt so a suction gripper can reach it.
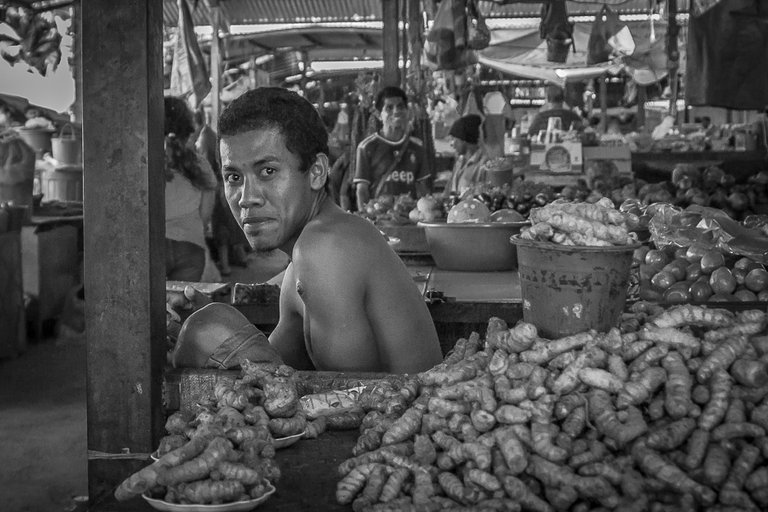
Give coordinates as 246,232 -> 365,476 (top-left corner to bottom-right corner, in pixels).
354,86 -> 431,210
527,84 -> 583,137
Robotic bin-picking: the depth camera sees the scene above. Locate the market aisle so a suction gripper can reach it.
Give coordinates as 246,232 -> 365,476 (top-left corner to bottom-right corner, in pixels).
0,335 -> 87,512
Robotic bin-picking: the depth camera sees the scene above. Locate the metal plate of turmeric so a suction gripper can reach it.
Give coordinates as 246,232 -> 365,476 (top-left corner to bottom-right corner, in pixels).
273,431 -> 305,450
142,481 -> 275,512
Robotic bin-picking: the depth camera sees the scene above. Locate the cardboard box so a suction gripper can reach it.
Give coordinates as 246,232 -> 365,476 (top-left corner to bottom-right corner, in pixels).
583,145 -> 632,177
529,141 -> 583,174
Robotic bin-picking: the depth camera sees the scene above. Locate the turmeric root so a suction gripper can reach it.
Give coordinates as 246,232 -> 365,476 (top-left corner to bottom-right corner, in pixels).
114,435 -> 209,501
466,468 -> 501,492
500,474 -> 553,512
662,352 -> 694,419
211,461 -> 262,486
381,405 -> 425,446
683,429 -> 709,470
437,471 -> 480,505
632,442 -> 716,506
703,443 -> 731,486
488,322 -> 538,353
164,410 -> 193,435
645,418 -> 696,451
697,335 -> 749,384
337,443 -> 413,477
577,368 -> 624,393
268,412 -> 307,437
730,358 -> 768,388
411,468 -> 435,505
157,434 -> 187,456
157,436 -> 236,486
639,325 -> 700,351
531,421 -> 567,463
177,479 -> 245,504
336,462 -> 380,505
261,375 -> 299,418
650,305 -> 734,329
698,369 -> 732,431
379,467 -> 409,503
616,367 -> 666,409
302,416 -> 328,440
521,331 -> 593,364
703,321 -> 765,343
494,426 -> 527,475
494,405 -> 532,425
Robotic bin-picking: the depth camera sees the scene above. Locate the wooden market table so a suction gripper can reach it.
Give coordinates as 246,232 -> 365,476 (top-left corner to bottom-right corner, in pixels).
173,265 -> 524,355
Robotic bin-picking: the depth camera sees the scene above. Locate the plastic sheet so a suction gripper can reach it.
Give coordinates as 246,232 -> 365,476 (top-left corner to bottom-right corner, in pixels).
649,203 -> 768,264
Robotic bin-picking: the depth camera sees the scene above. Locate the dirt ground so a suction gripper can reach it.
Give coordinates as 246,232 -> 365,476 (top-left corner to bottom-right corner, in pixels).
0,334 -> 87,512
0,248 -> 288,512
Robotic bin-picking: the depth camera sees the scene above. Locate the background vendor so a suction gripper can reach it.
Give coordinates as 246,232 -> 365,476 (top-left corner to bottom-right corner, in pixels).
354,86 -> 431,211
527,84 -> 583,137
444,114 -> 489,198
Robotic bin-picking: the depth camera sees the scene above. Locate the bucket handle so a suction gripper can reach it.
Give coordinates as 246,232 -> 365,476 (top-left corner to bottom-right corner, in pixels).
57,123 -> 76,140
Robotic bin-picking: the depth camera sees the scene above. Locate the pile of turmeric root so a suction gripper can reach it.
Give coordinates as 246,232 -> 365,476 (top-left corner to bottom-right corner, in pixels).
336,303 -> 768,511
114,361 -> 324,505
520,199 -> 638,247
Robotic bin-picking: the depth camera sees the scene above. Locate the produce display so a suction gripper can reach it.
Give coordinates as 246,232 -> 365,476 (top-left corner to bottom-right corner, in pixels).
637,243 -> 768,304
519,199 -> 638,247
114,361 -> 309,506
335,304 -> 768,512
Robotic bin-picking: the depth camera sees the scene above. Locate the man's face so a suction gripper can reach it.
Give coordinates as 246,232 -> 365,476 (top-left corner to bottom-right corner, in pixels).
380,96 -> 408,134
219,128 -> 316,253
451,136 -> 467,156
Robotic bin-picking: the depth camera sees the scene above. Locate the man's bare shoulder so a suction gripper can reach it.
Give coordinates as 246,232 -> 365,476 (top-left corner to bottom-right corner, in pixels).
298,210 -> 387,257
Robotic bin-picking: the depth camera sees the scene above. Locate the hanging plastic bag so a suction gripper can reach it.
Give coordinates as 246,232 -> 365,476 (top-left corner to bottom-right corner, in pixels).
425,0 -> 477,70
467,0 -> 490,50
539,0 -> 574,63
587,5 -> 622,65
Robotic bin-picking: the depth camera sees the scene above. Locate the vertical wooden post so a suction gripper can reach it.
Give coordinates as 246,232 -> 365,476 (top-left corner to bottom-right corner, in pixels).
82,0 -> 166,501
382,0 -> 400,87
637,85 -> 646,130
210,0 -> 221,132
599,76 -> 608,133
667,0 -> 679,120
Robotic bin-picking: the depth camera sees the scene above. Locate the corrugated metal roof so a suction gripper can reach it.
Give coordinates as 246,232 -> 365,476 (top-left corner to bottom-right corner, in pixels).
163,0 -> 382,27
163,0 -> 689,27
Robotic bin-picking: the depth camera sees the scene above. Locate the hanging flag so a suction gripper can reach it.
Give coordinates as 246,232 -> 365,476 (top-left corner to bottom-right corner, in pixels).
169,0 -> 210,107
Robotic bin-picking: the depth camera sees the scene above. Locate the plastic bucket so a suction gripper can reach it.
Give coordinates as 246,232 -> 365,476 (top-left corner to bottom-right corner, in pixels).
41,168 -> 83,202
16,127 -> 54,158
51,124 -> 81,165
512,236 -> 639,338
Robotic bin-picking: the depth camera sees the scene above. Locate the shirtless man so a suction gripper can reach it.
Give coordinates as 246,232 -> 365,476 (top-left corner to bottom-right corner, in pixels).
217,87 -> 443,374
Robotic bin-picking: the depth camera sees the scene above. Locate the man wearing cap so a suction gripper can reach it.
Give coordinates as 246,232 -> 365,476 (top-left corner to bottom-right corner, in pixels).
171,87 -> 443,374
445,114 -> 489,198
353,86 -> 432,212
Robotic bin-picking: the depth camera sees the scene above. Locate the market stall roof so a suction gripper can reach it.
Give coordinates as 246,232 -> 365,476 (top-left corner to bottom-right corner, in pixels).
161,0 -> 690,26
218,25 -> 383,66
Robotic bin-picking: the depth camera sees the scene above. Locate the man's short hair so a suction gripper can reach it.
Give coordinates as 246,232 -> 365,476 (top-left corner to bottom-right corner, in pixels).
219,87 -> 329,173
546,85 -> 565,104
375,86 -> 408,112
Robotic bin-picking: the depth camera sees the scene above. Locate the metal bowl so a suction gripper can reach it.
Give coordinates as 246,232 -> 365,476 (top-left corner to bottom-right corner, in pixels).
417,221 -> 529,271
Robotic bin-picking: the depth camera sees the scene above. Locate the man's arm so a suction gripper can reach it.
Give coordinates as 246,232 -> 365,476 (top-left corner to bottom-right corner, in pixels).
353,142 -> 371,211
268,264 -> 315,370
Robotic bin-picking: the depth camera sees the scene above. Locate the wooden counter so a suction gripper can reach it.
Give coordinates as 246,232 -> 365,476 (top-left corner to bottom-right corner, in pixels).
183,266 -> 525,355
89,430 -> 358,512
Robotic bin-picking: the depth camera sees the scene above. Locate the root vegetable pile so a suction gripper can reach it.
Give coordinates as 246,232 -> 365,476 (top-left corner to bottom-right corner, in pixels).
520,199 -> 638,247
114,361 -> 302,505
337,304 -> 768,511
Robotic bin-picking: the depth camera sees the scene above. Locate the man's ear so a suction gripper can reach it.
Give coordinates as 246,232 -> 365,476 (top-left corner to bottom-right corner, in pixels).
309,153 -> 329,191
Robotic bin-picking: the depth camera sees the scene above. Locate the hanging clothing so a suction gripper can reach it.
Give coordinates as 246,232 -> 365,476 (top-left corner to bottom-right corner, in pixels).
686,0 -> 768,109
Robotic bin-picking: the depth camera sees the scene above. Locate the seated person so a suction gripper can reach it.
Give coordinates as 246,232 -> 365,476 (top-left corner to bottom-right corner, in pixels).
354,86 -> 432,211
181,87 -> 443,374
527,84 -> 583,137
444,114 -> 489,198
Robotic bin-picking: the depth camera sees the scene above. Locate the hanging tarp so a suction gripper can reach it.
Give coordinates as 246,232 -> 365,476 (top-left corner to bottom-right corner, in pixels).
478,23 -> 615,87
685,0 -> 768,110
479,20 -> 681,87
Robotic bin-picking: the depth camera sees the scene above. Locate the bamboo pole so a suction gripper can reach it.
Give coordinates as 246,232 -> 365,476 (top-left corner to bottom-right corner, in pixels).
382,0 -> 400,87
209,0 -> 221,132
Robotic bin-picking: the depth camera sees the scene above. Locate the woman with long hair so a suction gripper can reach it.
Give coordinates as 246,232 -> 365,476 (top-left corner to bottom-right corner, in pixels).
163,96 -> 218,281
